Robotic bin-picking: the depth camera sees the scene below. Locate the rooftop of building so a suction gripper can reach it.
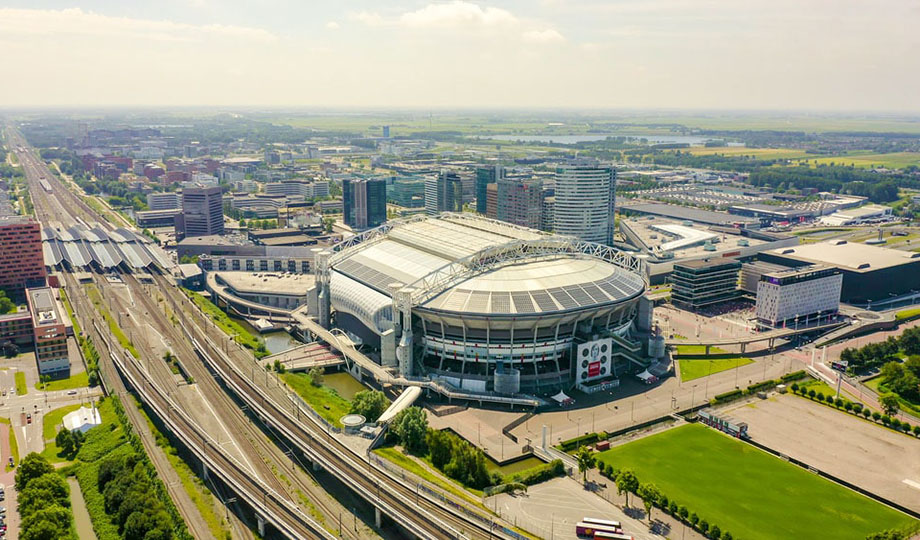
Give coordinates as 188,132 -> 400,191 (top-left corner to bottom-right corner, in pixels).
766,240 -> 920,272
622,215 -> 768,261
177,234 -> 249,247
215,271 -> 315,296
258,235 -> 316,246
829,204 -> 892,218
674,258 -> 742,270
0,215 -> 38,227
761,264 -> 836,280
26,287 -> 59,326
620,203 -> 759,226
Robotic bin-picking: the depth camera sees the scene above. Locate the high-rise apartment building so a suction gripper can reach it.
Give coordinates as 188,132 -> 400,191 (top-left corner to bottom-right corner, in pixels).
497,175 -> 543,229
425,171 -> 463,215
475,166 -> 501,214
553,163 -> 616,245
175,186 -> 224,241
0,216 -> 46,297
343,178 -> 387,230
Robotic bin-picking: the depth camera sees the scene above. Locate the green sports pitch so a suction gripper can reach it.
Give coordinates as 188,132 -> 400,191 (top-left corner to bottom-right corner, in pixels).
596,423 -> 916,540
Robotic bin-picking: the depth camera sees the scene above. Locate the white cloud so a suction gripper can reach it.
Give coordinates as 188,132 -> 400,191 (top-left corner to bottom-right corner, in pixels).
325,21 -> 340,30
522,29 -> 565,43
0,7 -> 276,43
398,1 -> 517,28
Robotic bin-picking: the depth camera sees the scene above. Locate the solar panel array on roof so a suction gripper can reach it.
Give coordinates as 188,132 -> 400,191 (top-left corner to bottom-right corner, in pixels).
511,292 -> 536,313
490,292 -> 511,313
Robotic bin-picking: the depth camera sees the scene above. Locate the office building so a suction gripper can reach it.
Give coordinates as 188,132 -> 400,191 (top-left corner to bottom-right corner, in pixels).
670,259 -> 741,310
175,186 -> 224,241
754,265 -> 842,327
26,287 -> 69,374
485,183 -> 498,219
136,208 -> 182,228
264,180 -> 329,200
541,194 -> 555,232
554,162 -> 616,245
343,178 -> 387,230
387,176 -> 426,208
425,171 -> 462,215
0,217 -> 46,297
475,166 -> 500,214
497,175 -> 543,229
146,192 -> 181,211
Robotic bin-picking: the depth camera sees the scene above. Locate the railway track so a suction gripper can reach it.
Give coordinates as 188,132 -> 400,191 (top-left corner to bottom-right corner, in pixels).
160,273 -> 514,540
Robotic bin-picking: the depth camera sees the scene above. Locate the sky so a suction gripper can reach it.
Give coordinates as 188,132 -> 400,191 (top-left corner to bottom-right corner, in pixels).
0,0 -> 918,111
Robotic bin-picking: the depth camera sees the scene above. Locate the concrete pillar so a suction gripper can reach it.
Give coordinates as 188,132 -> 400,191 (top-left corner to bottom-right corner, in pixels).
315,250 -> 332,329
375,507 -> 382,528
705,344 -> 711,355
740,342 -> 747,355
313,460 -> 320,472
396,287 -> 415,378
201,462 -> 208,481
257,515 -> 265,537
542,425 -> 547,450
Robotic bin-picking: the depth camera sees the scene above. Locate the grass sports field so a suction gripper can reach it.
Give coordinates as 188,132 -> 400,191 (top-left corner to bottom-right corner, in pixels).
678,356 -> 754,382
677,146 -> 812,160
596,424 -> 916,540
797,151 -> 920,169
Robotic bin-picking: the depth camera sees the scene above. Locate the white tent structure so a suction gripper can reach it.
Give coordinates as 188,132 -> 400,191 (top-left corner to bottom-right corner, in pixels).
550,391 -> 574,405
63,405 -> 102,433
636,370 -> 658,385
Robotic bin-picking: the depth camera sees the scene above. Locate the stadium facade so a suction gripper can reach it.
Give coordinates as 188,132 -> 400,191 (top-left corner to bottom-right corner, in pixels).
311,213 -> 647,395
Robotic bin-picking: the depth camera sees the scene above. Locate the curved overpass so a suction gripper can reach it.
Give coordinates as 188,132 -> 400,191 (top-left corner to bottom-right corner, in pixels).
205,272 -> 296,324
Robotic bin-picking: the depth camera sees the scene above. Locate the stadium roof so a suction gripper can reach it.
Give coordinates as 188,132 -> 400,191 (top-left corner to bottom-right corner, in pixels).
766,241 -> 920,272
330,214 -> 645,316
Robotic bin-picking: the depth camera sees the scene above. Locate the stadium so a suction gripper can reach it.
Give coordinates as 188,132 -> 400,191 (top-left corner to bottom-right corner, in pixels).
311,213 -> 647,395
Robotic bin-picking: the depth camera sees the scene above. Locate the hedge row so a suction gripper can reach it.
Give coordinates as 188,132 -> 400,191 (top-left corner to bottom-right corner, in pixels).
559,431 -> 608,452
781,370 -> 808,382
504,459 -> 566,486
711,375 -> 793,405
712,389 -> 743,403
599,463 -> 736,540
790,383 -> 920,438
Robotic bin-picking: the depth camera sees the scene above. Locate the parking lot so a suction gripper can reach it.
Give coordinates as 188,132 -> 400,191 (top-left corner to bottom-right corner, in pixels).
723,394 -> 920,512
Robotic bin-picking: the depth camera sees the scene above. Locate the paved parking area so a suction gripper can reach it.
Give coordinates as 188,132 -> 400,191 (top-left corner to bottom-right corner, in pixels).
723,394 -> 920,512
492,477 -> 675,540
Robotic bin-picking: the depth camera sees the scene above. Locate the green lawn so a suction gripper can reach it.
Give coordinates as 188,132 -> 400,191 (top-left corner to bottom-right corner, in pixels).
14,371 -> 27,395
596,424 -> 916,540
674,345 -> 729,355
42,403 -> 82,441
0,417 -> 17,470
183,289 -> 267,358
281,372 -> 351,428
678,357 -> 754,382
895,307 -> 920,321
36,371 -> 89,392
374,446 -> 483,504
865,377 -> 920,416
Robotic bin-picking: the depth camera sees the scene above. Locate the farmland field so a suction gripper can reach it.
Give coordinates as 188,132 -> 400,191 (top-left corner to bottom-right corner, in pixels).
596,423 -> 916,540
796,151 -> 920,169
677,146 -> 813,160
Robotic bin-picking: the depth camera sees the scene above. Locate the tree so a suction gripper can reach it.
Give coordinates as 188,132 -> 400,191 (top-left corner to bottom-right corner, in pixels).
866,529 -> 907,540
669,501 -> 679,516
426,429 -> 453,469
574,447 -> 596,485
880,393 -> 900,417
844,402 -> 854,412
637,483 -> 661,521
0,289 -> 16,314
710,524 -> 722,539
350,390 -> 389,422
308,366 -> 324,387
15,453 -> 55,491
699,519 -> 709,534
913,425 -> 920,436
616,469 -> 639,507
790,382 -> 799,393
872,411 -> 882,421
391,406 -> 428,454
679,506 -> 689,521
55,428 -> 76,458
723,532 -> 733,540
690,512 -> 699,527
862,408 -> 872,419
808,389 -> 816,399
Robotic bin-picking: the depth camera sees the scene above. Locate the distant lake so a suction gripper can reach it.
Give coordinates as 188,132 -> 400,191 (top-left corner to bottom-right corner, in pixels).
480,133 -> 711,145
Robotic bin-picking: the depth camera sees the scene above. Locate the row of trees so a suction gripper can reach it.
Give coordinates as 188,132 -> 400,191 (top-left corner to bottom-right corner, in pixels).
789,382 -> 920,436
587,454 -> 736,540
15,453 -> 77,540
97,450 -> 176,539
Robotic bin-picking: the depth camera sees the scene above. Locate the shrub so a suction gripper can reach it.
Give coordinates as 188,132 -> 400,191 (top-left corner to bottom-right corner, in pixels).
746,380 -> 777,394
852,403 -> 863,413
790,382 -> 799,393
844,402 -> 854,412
710,524 -> 722,539
781,370 -> 807,382
890,419 -> 901,429
699,520 -> 709,534
504,460 -> 566,486
872,411 -> 882,421
808,389 -> 817,399
713,389 -> 743,403
824,394 -> 835,404
690,512 -> 699,526
669,501 -> 679,515
816,392 -> 825,401
834,398 -> 844,408
559,431 -> 608,452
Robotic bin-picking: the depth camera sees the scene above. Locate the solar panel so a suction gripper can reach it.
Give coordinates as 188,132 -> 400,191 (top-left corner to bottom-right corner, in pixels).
531,291 -> 558,312
490,292 -> 511,313
582,282 -> 610,303
548,287 -> 579,309
511,292 -> 536,313
597,279 -> 625,299
564,285 -> 593,306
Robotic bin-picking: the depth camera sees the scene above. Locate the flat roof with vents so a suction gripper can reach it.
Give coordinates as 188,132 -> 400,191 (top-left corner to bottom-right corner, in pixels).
765,241 -> 920,272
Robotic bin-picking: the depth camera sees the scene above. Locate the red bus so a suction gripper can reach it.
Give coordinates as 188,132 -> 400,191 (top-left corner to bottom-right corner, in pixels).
594,532 -> 633,540
582,517 -> 622,529
575,522 -> 622,537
